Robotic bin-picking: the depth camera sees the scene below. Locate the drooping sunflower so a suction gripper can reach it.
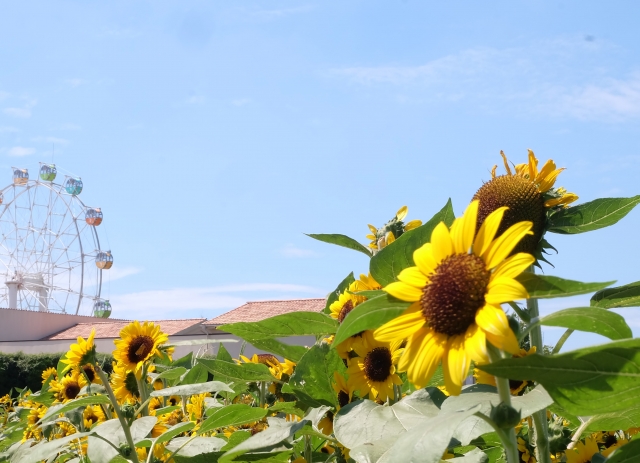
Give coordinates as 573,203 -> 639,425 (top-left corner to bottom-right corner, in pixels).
565,435 -> 600,463
367,206 -> 422,251
475,346 -> 537,395
346,332 -> 403,402
83,404 -> 105,429
80,363 -> 102,385
332,372 -> 354,410
41,367 -> 57,384
111,362 -> 140,404
60,328 -> 96,372
51,370 -> 87,402
329,288 -> 369,358
113,321 -> 169,372
374,200 -> 534,395
472,150 -> 577,257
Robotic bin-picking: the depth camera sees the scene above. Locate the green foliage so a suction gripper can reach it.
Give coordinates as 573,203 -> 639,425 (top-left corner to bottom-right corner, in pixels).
305,233 -> 372,256
0,351 -> 113,396
516,273 -> 614,299
370,198 -> 455,286
538,307 -> 632,340
547,195 -> 640,234
324,272 -> 355,314
220,312 -> 338,341
591,280 -> 640,309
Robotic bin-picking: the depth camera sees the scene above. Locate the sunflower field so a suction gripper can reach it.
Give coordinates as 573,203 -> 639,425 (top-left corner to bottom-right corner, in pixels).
2,150 -> 640,463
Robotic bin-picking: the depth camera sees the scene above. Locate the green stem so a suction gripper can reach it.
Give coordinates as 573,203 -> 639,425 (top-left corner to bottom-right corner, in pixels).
526,267 -> 552,463
96,366 -> 140,463
487,346 -> 519,463
304,434 -> 312,463
552,329 -> 574,354
259,381 -> 266,408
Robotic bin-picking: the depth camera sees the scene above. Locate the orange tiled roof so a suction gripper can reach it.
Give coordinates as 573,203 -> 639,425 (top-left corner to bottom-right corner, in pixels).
204,299 -> 325,325
45,319 -> 206,340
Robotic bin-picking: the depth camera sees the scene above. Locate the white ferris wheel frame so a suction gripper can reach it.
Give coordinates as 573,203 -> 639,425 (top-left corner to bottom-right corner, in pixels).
0,178 -> 103,315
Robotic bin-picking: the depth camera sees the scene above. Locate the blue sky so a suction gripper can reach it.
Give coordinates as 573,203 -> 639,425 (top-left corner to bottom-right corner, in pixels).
1,1 -> 639,350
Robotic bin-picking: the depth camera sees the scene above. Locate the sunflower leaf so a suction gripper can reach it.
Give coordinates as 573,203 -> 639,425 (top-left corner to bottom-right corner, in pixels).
477,338 -> 640,416
547,195 -> 640,234
333,293 -> 411,346
221,417 -> 307,460
198,404 -> 268,435
324,271 -> 355,314
370,198 -> 455,287
584,406 -> 640,433
305,233 -> 372,256
197,360 -> 275,384
39,394 -> 112,423
591,281 -> 640,309
150,380 -> 235,397
154,421 -> 196,445
220,312 -> 338,341
286,343 -> 345,408
539,307 -> 632,340
516,273 -> 614,298
11,432 -> 90,463
246,338 -> 308,363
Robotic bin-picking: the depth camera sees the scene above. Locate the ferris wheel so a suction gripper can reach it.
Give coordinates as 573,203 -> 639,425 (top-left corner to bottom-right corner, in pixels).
0,163 -> 113,317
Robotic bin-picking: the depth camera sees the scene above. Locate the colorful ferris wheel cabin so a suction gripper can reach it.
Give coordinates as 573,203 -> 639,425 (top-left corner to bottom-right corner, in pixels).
93,300 -> 112,318
96,250 -> 113,269
64,176 -> 83,195
12,168 -> 28,185
39,163 -> 57,181
85,208 -> 103,226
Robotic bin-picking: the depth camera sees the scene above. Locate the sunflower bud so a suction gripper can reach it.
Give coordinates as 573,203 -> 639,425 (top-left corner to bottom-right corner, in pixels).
490,402 -> 521,429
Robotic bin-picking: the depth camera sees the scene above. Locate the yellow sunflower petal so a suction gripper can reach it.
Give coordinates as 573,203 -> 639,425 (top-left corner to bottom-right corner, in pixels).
386,231 -> 396,245
443,335 -> 470,396
404,328 -> 446,389
404,219 -> 422,231
485,277 -> 528,304
396,206 -> 408,221
397,266 -> 429,289
413,243 -> 438,276
538,167 -> 564,193
482,220 -> 533,269
464,324 -> 488,363
366,234 -> 377,240
368,224 -> 378,234
472,206 -> 508,257
527,149 -> 538,179
374,303 -> 424,343
384,281 -> 423,302
430,222 -> 453,263
452,200 -> 478,254
475,305 -> 519,354
492,252 -> 535,280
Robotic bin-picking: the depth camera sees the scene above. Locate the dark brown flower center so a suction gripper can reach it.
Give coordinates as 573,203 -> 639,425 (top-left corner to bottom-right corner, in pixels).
256,354 -> 278,365
82,364 -> 95,382
363,347 -> 392,382
338,300 -> 354,324
127,335 -> 155,363
64,382 -> 81,400
473,174 -> 546,256
421,254 -> 490,336
337,390 -> 350,408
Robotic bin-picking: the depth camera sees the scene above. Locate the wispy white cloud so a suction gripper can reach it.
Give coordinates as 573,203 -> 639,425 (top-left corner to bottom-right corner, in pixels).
4,107 -> 31,118
7,146 -> 35,157
331,37 -> 640,122
110,283 -> 324,319
65,78 -> 87,88
185,95 -> 205,105
231,98 -> 251,107
33,136 -> 69,145
280,244 -> 319,258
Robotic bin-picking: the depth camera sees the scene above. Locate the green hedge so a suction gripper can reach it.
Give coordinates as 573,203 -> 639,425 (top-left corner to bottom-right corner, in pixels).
0,352 -> 113,396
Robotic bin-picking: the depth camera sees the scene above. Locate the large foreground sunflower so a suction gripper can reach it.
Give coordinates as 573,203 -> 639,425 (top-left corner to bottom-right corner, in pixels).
374,200 -> 534,395
472,150 -> 577,257
113,321 -> 169,372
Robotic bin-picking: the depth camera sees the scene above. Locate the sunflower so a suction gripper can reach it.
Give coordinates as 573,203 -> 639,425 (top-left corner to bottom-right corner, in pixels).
83,405 -> 105,429
346,333 -> 403,402
111,362 -> 140,404
475,346 -> 537,395
473,150 -> 577,257
517,437 -> 536,463
80,364 -> 102,385
367,206 -> 422,251
113,321 -> 169,372
332,372 -> 354,410
352,273 -> 382,292
601,437 -> 628,457
238,354 -> 282,379
565,435 -> 600,463
329,288 -> 369,359
51,370 -> 87,402
281,359 -> 296,376
187,393 -> 210,421
60,328 -> 96,372
41,367 -> 57,384
374,200 -> 534,395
